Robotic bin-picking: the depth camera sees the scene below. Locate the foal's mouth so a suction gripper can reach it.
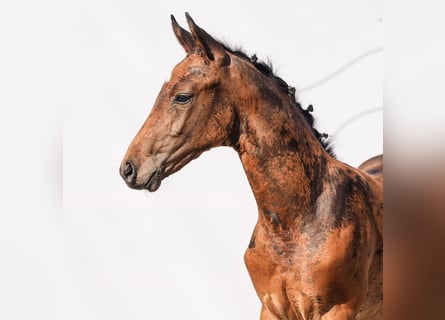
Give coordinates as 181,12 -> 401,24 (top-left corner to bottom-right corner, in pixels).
142,151 -> 200,192
144,169 -> 163,192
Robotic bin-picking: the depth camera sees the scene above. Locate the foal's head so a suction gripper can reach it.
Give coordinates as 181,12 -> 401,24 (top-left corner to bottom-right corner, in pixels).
120,14 -> 238,191
120,13 -> 332,192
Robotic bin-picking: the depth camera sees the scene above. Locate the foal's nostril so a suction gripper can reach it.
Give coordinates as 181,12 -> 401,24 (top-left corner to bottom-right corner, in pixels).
124,162 -> 133,177
122,160 -> 136,182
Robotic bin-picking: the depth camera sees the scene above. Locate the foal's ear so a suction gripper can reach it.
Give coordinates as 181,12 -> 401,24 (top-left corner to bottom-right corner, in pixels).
185,13 -> 230,66
171,15 -> 195,54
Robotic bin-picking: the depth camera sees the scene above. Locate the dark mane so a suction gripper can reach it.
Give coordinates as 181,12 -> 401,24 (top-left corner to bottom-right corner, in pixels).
222,44 -> 335,158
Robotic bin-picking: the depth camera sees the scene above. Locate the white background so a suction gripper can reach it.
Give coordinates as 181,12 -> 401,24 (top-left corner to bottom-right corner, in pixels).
0,0 -> 389,319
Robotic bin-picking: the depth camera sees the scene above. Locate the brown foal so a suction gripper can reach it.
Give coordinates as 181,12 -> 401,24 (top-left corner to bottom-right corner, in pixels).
120,13 -> 383,320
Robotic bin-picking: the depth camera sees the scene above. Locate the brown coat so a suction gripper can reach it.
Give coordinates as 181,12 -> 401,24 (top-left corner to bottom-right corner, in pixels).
120,13 -> 383,320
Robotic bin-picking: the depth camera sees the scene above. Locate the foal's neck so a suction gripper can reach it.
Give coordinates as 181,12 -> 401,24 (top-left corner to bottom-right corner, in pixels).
231,64 -> 332,229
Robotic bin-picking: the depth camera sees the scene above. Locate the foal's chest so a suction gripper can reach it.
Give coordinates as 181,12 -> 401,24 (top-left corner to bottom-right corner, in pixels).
244,221 -> 370,318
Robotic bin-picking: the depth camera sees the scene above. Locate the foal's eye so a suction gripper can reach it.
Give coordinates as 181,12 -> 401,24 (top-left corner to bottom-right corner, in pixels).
174,94 -> 193,105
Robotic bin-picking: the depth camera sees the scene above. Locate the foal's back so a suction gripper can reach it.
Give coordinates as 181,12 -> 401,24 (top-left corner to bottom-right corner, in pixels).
358,155 -> 383,179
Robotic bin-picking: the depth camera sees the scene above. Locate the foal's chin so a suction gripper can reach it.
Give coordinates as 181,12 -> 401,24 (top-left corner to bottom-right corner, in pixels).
132,151 -> 201,192
143,169 -> 163,192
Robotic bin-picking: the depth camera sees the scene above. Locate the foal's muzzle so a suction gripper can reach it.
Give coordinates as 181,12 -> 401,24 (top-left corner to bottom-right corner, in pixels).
120,158 -> 163,192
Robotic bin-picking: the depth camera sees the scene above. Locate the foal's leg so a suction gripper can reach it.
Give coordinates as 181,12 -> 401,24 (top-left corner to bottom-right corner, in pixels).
259,304 -> 294,320
321,303 -> 359,320
259,304 -> 279,320
321,287 -> 367,320
259,303 -> 324,320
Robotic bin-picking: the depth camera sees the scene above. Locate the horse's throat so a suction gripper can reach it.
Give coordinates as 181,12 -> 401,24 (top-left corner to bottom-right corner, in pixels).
237,133 -> 330,227
229,80 -> 331,226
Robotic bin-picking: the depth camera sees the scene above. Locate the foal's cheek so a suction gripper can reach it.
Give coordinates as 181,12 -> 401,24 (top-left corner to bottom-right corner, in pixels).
204,115 -> 231,144
168,108 -> 188,136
